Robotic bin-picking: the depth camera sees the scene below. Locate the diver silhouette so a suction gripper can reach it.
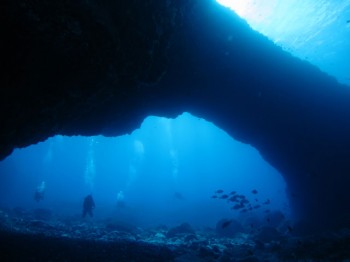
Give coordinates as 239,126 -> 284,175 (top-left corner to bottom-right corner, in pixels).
34,181 -> 46,202
34,191 -> 44,202
82,194 -> 95,218
116,190 -> 125,208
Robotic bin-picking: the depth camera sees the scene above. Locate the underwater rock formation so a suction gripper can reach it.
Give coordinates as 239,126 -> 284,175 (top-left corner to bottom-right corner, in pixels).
216,218 -> 245,237
1,208 -> 350,261
166,222 -> 195,238
2,0 -> 350,232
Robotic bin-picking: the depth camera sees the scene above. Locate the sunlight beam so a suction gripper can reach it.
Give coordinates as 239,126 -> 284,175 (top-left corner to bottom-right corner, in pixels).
216,0 -> 350,86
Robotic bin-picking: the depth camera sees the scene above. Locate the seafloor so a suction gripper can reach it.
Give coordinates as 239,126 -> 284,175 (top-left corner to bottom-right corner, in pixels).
1,208 -> 350,262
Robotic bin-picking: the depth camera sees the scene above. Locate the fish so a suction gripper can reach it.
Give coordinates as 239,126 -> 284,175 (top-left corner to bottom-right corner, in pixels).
211,195 -> 218,199
263,199 -> 270,205
241,199 -> 249,204
228,196 -> 238,202
230,191 -> 236,195
253,204 -> 261,209
174,192 -> 184,200
251,189 -> 258,194
240,208 -> 248,213
221,220 -> 233,228
232,204 -> 243,210
220,194 -> 229,199
215,189 -> 224,194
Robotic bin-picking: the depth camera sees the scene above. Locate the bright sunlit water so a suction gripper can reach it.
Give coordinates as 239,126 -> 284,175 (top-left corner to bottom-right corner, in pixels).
216,0 -> 350,86
0,113 -> 289,228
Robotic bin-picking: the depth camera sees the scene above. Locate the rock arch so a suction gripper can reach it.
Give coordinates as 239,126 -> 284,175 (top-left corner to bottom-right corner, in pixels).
2,0 -> 350,232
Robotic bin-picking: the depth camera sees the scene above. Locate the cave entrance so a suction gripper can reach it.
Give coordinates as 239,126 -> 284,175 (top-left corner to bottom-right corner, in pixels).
0,112 -> 290,228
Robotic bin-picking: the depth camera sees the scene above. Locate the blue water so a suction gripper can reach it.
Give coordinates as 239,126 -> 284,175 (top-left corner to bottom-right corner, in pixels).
0,113 -> 289,228
216,0 -> 350,87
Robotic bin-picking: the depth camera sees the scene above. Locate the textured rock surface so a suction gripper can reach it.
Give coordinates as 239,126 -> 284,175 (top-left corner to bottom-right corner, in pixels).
1,208 -> 350,261
2,0 -> 350,231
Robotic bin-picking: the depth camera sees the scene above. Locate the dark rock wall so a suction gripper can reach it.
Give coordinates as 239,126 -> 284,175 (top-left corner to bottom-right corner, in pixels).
1,0 -> 188,155
166,1 -> 350,232
2,0 -> 350,231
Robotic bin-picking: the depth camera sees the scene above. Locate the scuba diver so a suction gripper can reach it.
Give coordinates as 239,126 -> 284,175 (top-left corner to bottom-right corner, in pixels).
34,181 -> 46,202
116,190 -> 125,208
82,194 -> 95,218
